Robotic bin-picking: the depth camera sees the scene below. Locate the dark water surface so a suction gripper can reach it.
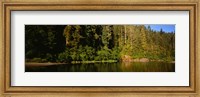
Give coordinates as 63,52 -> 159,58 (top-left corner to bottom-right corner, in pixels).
25,62 -> 175,72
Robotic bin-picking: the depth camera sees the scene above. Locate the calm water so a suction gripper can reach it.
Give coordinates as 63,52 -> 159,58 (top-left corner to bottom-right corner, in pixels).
25,62 -> 175,72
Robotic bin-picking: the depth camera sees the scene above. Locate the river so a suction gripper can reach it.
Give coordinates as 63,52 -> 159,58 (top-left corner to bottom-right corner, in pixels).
25,61 -> 175,72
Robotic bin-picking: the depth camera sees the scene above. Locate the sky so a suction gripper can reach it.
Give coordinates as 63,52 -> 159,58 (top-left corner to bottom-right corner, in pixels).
144,25 -> 175,33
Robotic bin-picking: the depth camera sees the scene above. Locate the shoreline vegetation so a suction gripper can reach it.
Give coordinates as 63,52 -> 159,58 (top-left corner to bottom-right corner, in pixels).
25,25 -> 175,65
26,58 -> 175,67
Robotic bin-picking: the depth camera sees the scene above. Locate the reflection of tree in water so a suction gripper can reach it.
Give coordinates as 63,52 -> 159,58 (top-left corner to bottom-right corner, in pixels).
121,62 -> 132,71
25,62 -> 175,72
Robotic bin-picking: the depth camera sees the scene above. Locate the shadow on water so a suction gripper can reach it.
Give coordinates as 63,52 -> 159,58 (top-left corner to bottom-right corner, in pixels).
25,62 -> 175,72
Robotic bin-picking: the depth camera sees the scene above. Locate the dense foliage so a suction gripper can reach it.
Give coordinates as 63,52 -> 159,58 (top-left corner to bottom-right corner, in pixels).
25,25 -> 175,63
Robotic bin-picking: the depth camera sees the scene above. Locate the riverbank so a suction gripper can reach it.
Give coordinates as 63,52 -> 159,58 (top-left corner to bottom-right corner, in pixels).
71,60 -> 117,63
121,55 -> 175,63
25,63 -> 67,67
26,60 -> 175,67
26,60 -> 118,67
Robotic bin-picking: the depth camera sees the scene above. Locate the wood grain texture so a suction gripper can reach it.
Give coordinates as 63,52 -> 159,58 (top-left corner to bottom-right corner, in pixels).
0,0 -> 199,97
197,0 -> 200,97
0,1 -> 1,96
5,0 -> 200,4
0,0 -> 5,97
2,94 -> 193,97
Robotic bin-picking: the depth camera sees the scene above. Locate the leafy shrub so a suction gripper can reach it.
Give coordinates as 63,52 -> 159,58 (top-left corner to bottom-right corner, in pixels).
31,58 -> 47,63
95,46 -> 111,61
57,48 -> 72,63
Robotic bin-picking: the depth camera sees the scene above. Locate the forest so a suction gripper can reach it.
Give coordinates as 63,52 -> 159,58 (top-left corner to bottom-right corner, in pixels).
25,25 -> 175,63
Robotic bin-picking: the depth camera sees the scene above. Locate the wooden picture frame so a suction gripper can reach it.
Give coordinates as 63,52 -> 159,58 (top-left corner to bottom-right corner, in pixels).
0,0 -> 199,97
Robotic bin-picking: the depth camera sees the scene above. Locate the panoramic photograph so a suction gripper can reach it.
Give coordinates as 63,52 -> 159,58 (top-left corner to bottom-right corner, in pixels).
25,25 -> 175,72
